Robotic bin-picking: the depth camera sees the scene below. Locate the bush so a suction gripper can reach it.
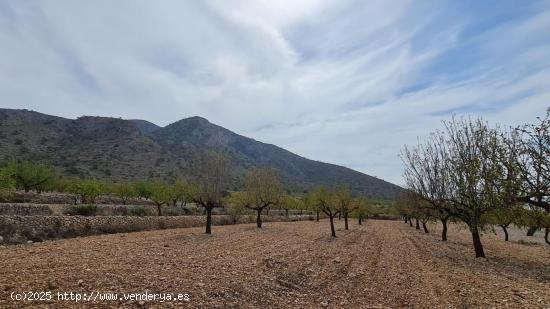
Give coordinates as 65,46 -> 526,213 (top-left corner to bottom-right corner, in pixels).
64,204 -> 98,216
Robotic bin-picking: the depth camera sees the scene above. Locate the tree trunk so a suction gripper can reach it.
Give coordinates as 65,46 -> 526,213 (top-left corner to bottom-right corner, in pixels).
409,218 -> 413,227
344,212 -> 349,230
404,217 -> 408,223
329,215 -> 336,237
256,209 -> 263,228
422,222 -> 429,233
358,217 -> 362,225
316,210 -> 319,222
157,204 -> 162,216
501,225 -> 509,241
205,208 -> 213,234
285,209 -> 289,217
338,213 -> 341,220
470,228 -> 485,258
441,218 -> 448,241
544,227 -> 549,245
415,218 -> 420,230
526,226 -> 538,236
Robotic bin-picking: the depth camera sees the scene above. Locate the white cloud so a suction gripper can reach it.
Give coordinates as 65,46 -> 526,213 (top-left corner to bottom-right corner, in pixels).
1,0 -> 549,185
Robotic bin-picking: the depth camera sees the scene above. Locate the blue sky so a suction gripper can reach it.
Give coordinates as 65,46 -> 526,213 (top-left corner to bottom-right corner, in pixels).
1,0 -> 549,185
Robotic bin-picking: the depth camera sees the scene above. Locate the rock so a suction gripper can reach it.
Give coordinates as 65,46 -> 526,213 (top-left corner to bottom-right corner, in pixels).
197,282 -> 205,288
77,280 -> 84,286
27,240 -> 33,244
138,300 -> 145,306
320,299 -> 329,307
47,281 -> 57,290
0,236 -> 3,243
333,257 -> 341,264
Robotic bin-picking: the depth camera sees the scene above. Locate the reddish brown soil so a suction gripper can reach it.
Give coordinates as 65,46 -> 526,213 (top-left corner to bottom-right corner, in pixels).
1,220 -> 549,308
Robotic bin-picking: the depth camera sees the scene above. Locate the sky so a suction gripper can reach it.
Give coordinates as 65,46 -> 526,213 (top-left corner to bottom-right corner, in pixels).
1,0 -> 550,185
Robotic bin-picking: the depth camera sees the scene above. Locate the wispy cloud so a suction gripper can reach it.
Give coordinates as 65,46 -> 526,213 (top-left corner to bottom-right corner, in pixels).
1,0 -> 549,185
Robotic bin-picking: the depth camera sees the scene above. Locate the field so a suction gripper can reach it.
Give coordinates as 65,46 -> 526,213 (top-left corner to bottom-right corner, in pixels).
1,219 -> 549,308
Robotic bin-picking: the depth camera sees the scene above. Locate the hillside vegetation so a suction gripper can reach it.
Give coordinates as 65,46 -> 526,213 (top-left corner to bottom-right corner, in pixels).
0,108 -> 401,198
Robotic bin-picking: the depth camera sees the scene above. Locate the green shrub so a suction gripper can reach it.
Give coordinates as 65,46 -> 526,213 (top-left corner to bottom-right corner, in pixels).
64,204 -> 98,216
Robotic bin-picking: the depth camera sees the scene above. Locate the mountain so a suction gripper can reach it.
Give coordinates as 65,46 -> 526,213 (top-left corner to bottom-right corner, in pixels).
129,119 -> 161,135
0,108 -> 402,198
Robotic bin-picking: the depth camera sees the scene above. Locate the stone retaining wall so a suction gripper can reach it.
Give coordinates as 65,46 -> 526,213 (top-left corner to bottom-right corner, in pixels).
0,191 -> 155,206
0,203 -> 224,216
0,204 -> 53,216
0,214 -> 314,244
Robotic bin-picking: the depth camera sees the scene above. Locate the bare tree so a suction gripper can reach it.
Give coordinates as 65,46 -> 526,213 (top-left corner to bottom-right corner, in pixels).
513,109 -> 550,212
402,131 -> 453,241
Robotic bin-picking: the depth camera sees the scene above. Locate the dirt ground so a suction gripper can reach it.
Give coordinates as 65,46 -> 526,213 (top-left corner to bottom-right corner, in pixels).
0,219 -> 549,308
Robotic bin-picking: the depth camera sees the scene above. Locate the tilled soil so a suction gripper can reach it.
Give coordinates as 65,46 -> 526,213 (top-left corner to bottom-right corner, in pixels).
0,219 -> 549,308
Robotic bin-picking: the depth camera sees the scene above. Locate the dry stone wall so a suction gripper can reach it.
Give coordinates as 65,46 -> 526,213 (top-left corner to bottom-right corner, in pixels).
0,204 -> 53,216
0,214 -> 314,244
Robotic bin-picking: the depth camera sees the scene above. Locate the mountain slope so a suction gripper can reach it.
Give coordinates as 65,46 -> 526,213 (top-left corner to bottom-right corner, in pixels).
0,108 -> 402,198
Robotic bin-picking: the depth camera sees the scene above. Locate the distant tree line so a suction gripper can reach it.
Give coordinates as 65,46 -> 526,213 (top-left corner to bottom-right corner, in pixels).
0,151 -> 374,236
399,108 -> 550,257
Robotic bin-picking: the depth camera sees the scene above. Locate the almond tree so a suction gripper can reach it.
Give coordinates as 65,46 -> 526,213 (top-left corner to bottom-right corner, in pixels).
402,131 -> 453,241
335,186 -> 354,230
226,192 -> 252,224
149,181 -> 171,216
66,179 -> 106,204
168,178 -> 192,211
514,109 -> 550,212
394,192 -> 414,227
133,181 -> 153,200
303,192 -> 320,222
511,110 -> 550,241
310,187 -> 340,237
111,182 -> 137,205
407,191 -> 433,234
279,195 -> 303,217
486,206 -> 519,241
0,164 -> 15,199
402,117 -> 510,257
7,160 -> 57,193
241,168 -> 282,228
353,197 -> 370,225
443,117 -> 507,257
189,152 -> 230,234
